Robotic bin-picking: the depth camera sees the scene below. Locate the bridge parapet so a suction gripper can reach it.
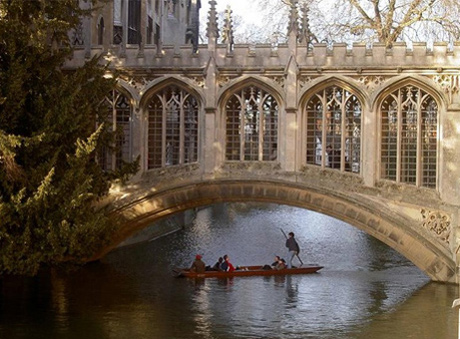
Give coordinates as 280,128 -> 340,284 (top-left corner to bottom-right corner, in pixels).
68,40 -> 460,70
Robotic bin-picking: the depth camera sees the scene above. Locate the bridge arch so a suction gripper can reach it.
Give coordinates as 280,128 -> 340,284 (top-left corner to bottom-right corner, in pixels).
105,179 -> 456,282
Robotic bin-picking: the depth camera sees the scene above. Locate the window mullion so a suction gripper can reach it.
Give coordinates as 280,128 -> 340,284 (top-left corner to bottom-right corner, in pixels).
321,91 -> 327,169
179,95 -> 185,165
396,89 -> 401,183
161,100 -> 167,167
259,100 -> 264,161
416,89 -> 422,187
240,96 -> 245,161
341,94 -> 346,171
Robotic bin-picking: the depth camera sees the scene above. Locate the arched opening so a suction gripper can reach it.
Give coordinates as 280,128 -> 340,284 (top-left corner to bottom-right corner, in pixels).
304,85 -> 362,173
146,84 -> 199,169
105,180 -> 455,282
224,85 -> 279,162
380,85 -> 438,189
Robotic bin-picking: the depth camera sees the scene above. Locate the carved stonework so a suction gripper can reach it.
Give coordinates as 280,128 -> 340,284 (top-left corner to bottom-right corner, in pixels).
421,209 -> 451,244
189,76 -> 205,88
217,75 -> 238,88
124,76 -> 148,91
431,74 -> 459,104
355,75 -> 387,92
71,22 -> 85,46
299,75 -> 313,89
267,76 -> 285,88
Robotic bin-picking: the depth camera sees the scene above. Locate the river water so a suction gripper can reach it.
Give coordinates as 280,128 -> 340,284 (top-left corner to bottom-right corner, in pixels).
0,203 -> 458,339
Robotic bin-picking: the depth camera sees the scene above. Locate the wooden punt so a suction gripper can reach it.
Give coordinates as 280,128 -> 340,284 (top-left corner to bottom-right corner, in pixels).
174,265 -> 323,278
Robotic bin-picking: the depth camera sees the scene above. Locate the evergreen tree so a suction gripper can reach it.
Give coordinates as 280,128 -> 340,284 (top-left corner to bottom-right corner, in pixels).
0,0 -> 137,275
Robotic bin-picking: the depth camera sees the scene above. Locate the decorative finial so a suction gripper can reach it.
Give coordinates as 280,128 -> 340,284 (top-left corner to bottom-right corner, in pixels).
287,0 -> 299,38
222,5 -> 234,51
207,0 -> 219,40
300,3 -> 315,46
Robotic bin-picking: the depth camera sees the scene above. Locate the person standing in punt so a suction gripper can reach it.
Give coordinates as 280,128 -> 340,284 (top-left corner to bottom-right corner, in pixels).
285,232 -> 300,268
190,254 -> 206,273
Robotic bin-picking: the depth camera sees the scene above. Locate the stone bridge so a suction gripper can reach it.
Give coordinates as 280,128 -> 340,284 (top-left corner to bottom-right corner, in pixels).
69,1 -> 460,282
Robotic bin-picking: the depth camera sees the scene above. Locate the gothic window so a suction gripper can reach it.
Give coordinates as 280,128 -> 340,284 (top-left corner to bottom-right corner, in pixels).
97,17 -> 104,45
113,0 -> 123,44
225,86 -> 278,161
128,0 -> 141,44
147,86 -> 199,169
305,86 -> 361,173
99,89 -> 132,171
381,86 -> 437,188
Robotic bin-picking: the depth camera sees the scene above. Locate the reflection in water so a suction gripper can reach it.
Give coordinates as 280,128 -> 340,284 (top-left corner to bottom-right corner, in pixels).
0,203 -> 457,339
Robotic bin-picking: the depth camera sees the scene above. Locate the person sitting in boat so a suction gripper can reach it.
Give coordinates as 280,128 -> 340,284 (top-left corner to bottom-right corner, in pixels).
211,257 -> 224,271
271,255 -> 287,270
221,254 -> 235,272
190,254 -> 206,273
275,258 -> 287,270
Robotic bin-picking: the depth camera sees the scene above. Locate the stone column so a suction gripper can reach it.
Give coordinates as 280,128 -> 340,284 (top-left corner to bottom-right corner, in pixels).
202,1 -> 219,174
284,0 -> 299,172
361,104 -> 376,187
440,106 -> 460,205
83,1 -> 92,58
138,0 -> 146,58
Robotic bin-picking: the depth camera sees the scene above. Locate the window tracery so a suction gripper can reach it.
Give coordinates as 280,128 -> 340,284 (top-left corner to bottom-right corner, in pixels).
380,85 -> 437,188
147,85 -> 199,169
305,86 -> 361,173
99,89 -> 132,171
225,86 -> 278,161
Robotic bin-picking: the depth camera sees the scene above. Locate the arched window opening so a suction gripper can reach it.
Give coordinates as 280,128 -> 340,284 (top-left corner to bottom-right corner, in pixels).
305,86 -> 361,173
225,86 -> 279,161
381,86 -> 437,188
97,17 -> 104,45
147,85 -> 199,169
99,89 -> 132,171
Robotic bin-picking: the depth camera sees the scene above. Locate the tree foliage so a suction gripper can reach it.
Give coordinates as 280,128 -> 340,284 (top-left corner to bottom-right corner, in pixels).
0,0 -> 137,275
257,0 -> 460,46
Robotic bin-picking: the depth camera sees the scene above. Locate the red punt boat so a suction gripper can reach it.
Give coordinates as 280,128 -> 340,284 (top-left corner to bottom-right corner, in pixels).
174,265 -> 323,278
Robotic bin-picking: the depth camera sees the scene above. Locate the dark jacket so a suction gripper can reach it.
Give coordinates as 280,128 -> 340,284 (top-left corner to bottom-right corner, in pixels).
286,237 -> 300,252
190,259 -> 206,273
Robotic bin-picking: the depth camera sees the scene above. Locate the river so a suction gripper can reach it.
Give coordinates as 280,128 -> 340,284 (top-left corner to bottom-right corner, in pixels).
0,203 -> 458,339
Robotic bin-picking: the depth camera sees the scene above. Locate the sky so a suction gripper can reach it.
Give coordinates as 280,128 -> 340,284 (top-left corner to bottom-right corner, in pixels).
200,0 -> 263,28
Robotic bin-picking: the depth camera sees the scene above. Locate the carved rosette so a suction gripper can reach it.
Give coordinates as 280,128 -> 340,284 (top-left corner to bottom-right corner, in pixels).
190,76 -> 205,88
421,209 -> 451,244
298,75 -> 313,90
217,75 -> 237,88
431,75 -> 459,104
267,76 -> 285,88
355,75 -> 387,92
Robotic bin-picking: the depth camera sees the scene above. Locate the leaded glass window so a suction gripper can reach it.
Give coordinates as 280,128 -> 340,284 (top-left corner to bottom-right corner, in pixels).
147,86 -> 199,169
99,89 -> 132,171
225,86 -> 278,161
381,86 -> 437,188
305,86 -> 361,173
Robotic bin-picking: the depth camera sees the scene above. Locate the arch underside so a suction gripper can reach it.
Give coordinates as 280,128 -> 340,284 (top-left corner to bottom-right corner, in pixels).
106,180 -> 455,283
